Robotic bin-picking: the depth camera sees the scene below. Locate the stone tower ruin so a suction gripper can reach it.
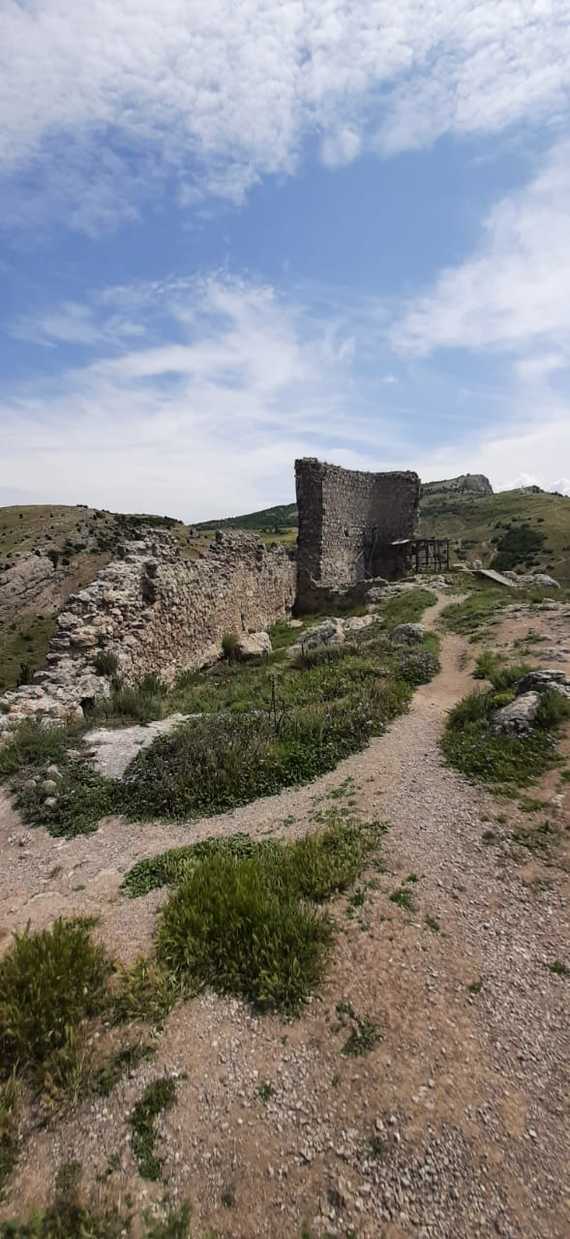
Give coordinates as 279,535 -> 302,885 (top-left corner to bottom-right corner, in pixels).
295,458 -> 420,612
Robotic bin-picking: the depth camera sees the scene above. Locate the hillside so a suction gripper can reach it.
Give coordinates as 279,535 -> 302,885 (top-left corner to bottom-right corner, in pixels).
417,489 -> 570,584
195,501 -> 298,533
0,505 -> 200,692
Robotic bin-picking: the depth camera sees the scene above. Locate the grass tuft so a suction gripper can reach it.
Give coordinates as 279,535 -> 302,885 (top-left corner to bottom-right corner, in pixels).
0,919 -> 112,1091
129,1077 -> 177,1181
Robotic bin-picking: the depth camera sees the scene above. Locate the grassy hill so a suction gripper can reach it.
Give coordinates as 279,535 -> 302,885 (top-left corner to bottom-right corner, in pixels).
417,490 -> 570,584
195,501 -> 298,534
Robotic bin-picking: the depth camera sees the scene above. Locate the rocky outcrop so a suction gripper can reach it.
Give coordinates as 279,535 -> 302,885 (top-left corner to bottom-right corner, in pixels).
421,474 -> 493,498
492,692 -> 541,735
0,530 -> 295,731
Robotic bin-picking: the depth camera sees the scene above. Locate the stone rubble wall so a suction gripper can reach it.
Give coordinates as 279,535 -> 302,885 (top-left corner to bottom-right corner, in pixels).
0,530 -> 295,731
295,458 -> 420,612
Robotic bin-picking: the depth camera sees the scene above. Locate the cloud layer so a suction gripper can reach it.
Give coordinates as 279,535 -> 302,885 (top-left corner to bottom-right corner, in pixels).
2,1 -> 570,229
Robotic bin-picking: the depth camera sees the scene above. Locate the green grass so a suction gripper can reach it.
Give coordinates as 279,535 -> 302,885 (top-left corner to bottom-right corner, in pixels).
378,588 -> 437,629
1,600 -> 440,837
92,1044 -> 155,1097
418,488 -> 570,586
156,819 -> 383,1015
547,960 -> 569,977
390,887 -> 415,910
0,919 -> 112,1092
440,585 -> 516,636
473,650 -> 531,690
336,1001 -> 381,1056
442,688 -> 569,787
111,959 -> 181,1027
0,1078 -> 19,1198
129,1077 -> 177,1181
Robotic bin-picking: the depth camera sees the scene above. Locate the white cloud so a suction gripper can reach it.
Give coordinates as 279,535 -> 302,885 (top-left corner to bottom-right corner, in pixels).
393,141 -> 570,358
320,127 -> 361,169
0,276 -> 401,519
1,1 -> 569,230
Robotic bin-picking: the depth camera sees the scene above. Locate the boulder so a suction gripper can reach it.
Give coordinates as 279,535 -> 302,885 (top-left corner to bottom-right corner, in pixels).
516,669 -> 570,699
492,692 -> 541,735
234,631 -> 272,660
343,615 -> 375,634
287,618 -> 345,658
391,623 -> 426,645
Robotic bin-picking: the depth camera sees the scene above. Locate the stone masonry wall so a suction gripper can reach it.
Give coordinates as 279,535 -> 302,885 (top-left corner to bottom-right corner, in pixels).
295,458 -> 420,610
0,530 -> 295,730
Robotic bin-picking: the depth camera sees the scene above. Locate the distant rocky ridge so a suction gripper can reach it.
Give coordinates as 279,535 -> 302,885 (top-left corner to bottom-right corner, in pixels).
421,474 -> 493,498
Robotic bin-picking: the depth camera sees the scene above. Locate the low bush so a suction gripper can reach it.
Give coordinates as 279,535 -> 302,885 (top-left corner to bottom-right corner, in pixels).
0,1077 -> 19,1196
156,819 -> 383,1014
0,721 -> 73,781
13,763 -> 119,838
158,851 -> 334,1014
536,689 -> 570,728
0,919 -> 112,1090
442,686 -> 566,787
92,650 -> 119,677
396,647 -> 440,685
473,651 -> 531,691
92,674 -> 165,725
221,631 -> 240,661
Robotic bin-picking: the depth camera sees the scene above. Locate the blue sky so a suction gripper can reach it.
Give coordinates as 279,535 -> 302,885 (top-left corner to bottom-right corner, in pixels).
1,1 -> 570,520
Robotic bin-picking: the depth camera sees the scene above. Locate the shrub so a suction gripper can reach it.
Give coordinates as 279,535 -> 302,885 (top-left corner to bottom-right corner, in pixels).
442,685 -> 565,787
0,1077 -> 19,1195
0,720 -> 73,781
92,650 -> 119,677
0,919 -> 112,1088
536,689 -> 570,729
221,631 -> 240,661
155,819 -> 383,1015
396,648 -> 440,685
494,524 -> 546,571
13,763 -> 119,838
157,852 -> 334,1014
93,673 -> 165,725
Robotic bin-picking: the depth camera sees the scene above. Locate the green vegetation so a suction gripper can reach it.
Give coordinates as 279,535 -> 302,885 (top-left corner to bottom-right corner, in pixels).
473,650 -> 531,690
157,818 -> 383,1015
418,488 -> 570,586
92,1044 -> 155,1097
442,688 -> 570,787
378,587 -> 436,628
91,673 -> 166,725
0,919 -> 112,1092
1,590 -> 439,837
0,1078 -> 19,1197
195,501 -> 297,533
129,1076 -> 177,1181
336,1001 -> 381,1056
111,958 -> 180,1027
440,585 -> 516,636
143,1204 -> 191,1239
547,960 -> 569,977
493,523 -> 546,571
92,650 -> 119,677
390,887 -> 415,910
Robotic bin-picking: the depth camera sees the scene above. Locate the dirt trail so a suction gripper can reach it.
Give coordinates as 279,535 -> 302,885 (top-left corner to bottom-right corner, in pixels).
1,593 -> 569,1237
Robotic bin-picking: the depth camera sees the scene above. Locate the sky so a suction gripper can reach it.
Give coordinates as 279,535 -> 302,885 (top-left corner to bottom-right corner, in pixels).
1,1 -> 570,521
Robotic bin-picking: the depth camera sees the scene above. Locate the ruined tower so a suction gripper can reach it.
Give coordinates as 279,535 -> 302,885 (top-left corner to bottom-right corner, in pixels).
295,458 -> 420,611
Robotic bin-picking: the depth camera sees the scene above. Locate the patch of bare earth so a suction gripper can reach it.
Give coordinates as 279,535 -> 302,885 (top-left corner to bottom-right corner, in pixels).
1,595 -> 569,1237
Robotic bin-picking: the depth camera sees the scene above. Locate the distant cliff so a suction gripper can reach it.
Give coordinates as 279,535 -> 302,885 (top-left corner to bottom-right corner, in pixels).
421,474 -> 493,498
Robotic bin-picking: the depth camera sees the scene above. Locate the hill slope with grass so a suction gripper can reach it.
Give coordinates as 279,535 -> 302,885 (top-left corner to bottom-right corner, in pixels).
417,489 -> 570,584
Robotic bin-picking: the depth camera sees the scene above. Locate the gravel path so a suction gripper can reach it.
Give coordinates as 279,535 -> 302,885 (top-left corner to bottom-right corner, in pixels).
1,594 -> 568,1237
